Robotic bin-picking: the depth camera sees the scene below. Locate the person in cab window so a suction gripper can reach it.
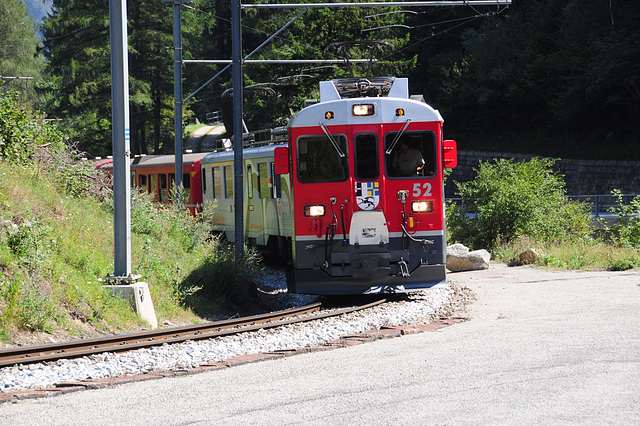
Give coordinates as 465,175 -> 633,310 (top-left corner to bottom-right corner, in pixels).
393,139 -> 425,176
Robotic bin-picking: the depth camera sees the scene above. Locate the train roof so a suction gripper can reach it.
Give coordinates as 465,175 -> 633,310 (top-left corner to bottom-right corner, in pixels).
201,145 -> 278,165
289,77 -> 443,128
98,152 -> 210,170
129,152 -> 209,168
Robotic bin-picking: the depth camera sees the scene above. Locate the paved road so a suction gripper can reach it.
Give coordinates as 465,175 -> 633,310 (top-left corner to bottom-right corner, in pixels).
2,264 -> 639,425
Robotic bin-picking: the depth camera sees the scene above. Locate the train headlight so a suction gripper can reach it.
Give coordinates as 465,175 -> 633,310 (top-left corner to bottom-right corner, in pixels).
352,104 -> 375,116
304,205 -> 326,217
411,201 -> 433,213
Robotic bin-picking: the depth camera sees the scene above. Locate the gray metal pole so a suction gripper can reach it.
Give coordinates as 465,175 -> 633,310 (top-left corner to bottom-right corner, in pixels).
109,0 -> 132,278
232,0 -> 244,259
172,1 -> 184,207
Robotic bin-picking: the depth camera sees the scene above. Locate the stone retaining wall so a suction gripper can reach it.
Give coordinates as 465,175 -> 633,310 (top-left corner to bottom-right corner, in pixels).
446,151 -> 640,197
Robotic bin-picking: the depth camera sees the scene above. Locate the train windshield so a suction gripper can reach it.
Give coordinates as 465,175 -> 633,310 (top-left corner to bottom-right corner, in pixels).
297,135 -> 349,183
385,131 -> 436,178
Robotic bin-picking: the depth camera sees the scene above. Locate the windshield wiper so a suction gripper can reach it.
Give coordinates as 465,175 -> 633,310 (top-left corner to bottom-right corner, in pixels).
319,122 -> 346,158
385,119 -> 412,155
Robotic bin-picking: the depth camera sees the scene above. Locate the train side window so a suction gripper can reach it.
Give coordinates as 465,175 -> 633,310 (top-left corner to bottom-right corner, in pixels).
297,135 -> 348,183
149,174 -> 157,201
169,173 -> 176,202
213,166 -> 221,199
183,173 -> 191,203
247,164 -> 253,199
139,174 -> 148,193
355,133 -> 379,181
385,131 -> 436,178
160,174 -> 168,202
258,162 -> 269,199
201,169 -> 207,194
270,163 -> 281,199
224,165 -> 233,199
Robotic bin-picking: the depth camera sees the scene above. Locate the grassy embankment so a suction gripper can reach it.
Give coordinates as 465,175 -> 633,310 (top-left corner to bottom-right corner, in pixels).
0,157 -> 261,345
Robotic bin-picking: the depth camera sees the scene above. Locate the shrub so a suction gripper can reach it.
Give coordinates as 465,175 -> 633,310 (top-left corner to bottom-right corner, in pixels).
606,189 -> 640,248
0,91 -> 66,164
447,157 -> 592,250
177,238 -> 263,314
0,273 -> 56,333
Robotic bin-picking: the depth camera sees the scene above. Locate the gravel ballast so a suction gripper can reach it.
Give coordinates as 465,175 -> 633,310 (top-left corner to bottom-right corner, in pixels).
0,269 -> 454,393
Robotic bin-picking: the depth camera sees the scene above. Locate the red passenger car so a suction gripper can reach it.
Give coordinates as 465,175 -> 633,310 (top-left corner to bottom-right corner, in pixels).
129,153 -> 208,214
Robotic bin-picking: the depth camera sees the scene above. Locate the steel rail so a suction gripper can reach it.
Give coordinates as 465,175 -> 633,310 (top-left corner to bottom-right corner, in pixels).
0,299 -> 388,368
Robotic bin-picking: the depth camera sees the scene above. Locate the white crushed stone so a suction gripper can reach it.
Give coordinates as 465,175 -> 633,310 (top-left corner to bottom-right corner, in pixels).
0,269 -> 452,393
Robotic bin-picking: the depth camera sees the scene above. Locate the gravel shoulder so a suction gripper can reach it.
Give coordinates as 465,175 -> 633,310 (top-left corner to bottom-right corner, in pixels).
1,264 -> 639,425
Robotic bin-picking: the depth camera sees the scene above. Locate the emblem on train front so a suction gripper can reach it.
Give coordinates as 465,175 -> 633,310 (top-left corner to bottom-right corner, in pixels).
355,181 -> 379,211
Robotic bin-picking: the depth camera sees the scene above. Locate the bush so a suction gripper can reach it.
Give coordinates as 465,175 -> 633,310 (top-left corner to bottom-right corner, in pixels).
0,273 -> 56,333
177,239 -> 263,315
447,157 -> 592,250
606,189 -> 640,248
0,91 -> 66,164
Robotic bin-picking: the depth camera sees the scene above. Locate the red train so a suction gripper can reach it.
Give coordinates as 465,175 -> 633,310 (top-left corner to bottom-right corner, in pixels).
98,152 -> 208,215
200,76 -> 457,294
118,76 -> 457,295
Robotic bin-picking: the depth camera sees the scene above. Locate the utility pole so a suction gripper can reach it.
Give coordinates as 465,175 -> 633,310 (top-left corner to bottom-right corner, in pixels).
164,0 -> 192,209
108,0 -> 133,280
232,0 -> 244,260
107,0 -> 157,328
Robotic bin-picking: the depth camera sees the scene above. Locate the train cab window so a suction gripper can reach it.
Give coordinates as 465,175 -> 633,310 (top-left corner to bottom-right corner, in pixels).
385,131 -> 436,178
224,165 -> 233,199
247,164 -> 253,199
270,163 -> 281,199
139,174 -> 148,193
258,162 -> 269,199
355,133 -> 379,181
159,174 -> 168,202
149,174 -> 158,201
213,166 -> 221,199
297,135 -> 348,183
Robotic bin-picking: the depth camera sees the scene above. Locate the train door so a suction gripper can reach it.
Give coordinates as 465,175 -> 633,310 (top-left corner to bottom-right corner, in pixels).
218,164 -> 235,239
350,129 -> 388,246
245,161 -> 267,246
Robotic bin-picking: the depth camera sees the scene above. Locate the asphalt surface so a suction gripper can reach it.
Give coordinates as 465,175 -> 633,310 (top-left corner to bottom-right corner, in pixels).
1,263 -> 639,425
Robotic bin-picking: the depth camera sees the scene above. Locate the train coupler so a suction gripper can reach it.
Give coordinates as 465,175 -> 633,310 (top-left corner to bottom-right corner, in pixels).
398,258 -> 410,278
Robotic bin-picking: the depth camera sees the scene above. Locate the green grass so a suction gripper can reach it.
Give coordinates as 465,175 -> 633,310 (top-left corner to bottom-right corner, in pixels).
0,158 -> 261,343
491,236 -> 640,271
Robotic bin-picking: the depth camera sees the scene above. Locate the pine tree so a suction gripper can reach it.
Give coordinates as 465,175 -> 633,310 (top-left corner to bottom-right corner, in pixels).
0,0 -> 43,99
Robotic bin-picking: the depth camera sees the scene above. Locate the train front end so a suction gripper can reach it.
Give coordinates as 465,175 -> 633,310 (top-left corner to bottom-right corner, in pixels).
280,77 -> 457,295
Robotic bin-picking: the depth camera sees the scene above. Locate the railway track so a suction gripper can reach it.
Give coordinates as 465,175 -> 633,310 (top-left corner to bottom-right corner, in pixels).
0,298 -> 389,369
